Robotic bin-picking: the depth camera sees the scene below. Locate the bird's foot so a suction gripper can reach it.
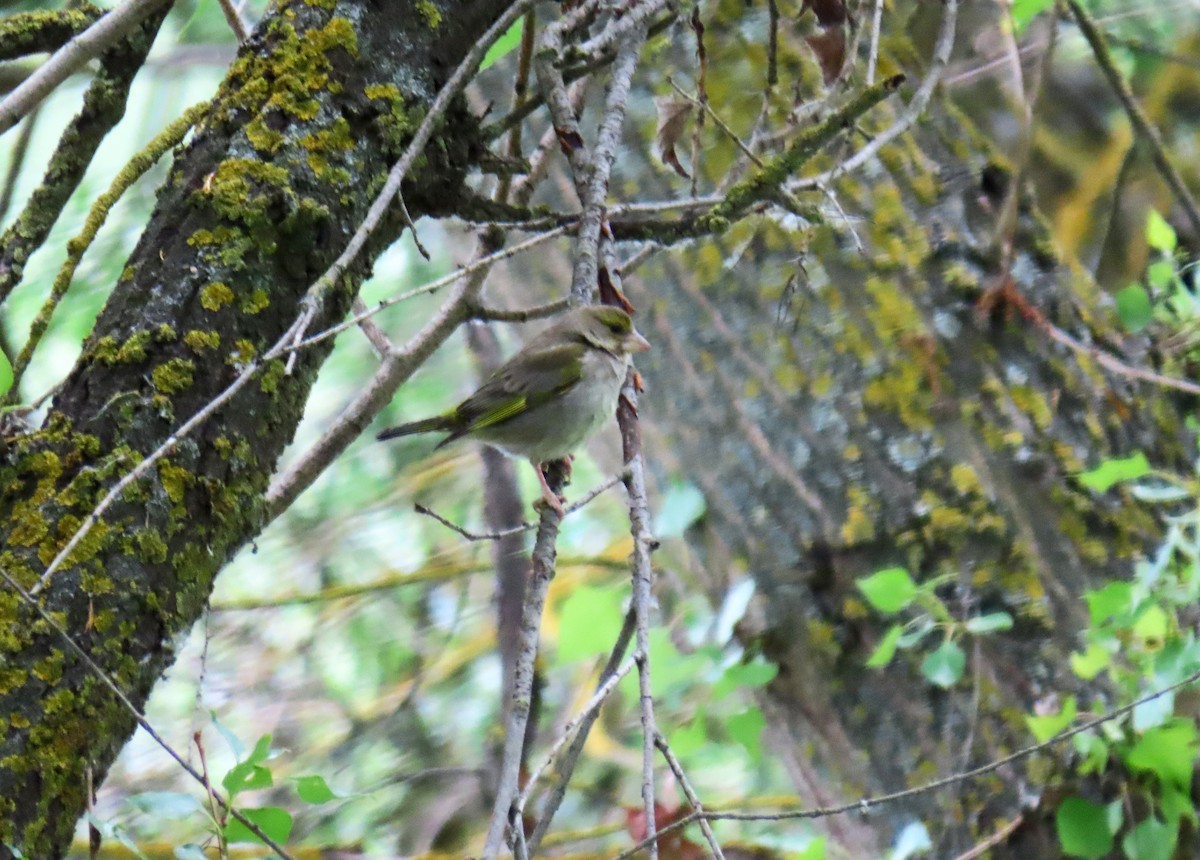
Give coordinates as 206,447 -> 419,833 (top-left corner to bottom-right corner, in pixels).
535,464 -> 567,517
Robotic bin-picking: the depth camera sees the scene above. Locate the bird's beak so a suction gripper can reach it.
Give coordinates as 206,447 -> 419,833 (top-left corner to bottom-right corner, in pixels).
628,329 -> 651,352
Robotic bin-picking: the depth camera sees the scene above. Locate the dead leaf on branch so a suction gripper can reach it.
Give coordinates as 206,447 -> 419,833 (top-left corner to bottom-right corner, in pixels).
655,95 -> 694,179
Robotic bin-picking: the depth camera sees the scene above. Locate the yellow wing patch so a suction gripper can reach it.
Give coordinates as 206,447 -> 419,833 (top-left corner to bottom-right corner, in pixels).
469,395 -> 527,430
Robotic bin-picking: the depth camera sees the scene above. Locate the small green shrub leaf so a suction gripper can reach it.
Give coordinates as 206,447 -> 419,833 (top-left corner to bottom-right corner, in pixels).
857,567 -> 918,613
1079,453 -> 1150,492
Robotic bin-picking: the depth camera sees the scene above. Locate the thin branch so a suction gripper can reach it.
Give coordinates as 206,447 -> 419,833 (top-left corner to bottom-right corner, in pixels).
481,503 -> 564,860
290,225 -> 571,352
866,0 -> 884,84
211,556 -> 626,611
950,814 -> 1025,860
6,101 -> 207,402
285,0 -> 537,361
0,106 -> 38,222
516,652 -> 641,813
266,94 -> 576,519
620,366 -> 662,860
0,568 -> 298,859
0,0 -> 172,137
415,472 -> 627,540
655,733 -> 726,860
617,667 -> 1200,859
471,298 -> 571,323
526,608 -> 637,854
1065,0 -> 1200,237
350,296 -> 396,358
216,0 -> 249,43
791,0 -> 958,191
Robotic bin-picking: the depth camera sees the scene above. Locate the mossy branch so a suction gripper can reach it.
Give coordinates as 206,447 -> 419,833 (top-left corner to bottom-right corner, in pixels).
6,102 -> 208,404
0,5 -> 168,305
0,6 -> 104,62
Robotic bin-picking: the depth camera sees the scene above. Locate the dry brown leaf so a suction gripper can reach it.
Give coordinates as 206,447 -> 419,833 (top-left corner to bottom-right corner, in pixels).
655,95 -> 693,179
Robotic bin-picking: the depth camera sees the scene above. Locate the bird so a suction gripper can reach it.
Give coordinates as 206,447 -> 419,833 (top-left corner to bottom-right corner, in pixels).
377,304 -> 650,514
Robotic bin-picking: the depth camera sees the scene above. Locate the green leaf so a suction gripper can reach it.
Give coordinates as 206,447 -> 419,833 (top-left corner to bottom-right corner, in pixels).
1070,642 -> 1110,680
1056,796 -> 1116,859
294,774 -> 336,804
727,707 -> 765,761
1161,785 -> 1199,825
795,836 -> 827,860
224,806 -> 293,845
125,791 -> 203,818
1078,453 -> 1150,492
1127,721 -> 1198,789
1145,210 -> 1177,253
1147,260 -> 1176,289
1026,696 -> 1077,743
1084,582 -> 1133,625
0,349 -> 11,401
1116,285 -> 1153,332
480,19 -> 523,71
921,639 -> 965,688
174,846 -> 209,860
856,567 -> 918,614
223,734 -> 275,796
1122,816 -> 1177,860
964,612 -> 1013,634
653,481 -> 706,537
1073,731 -> 1108,774
557,585 -> 624,662
866,623 -> 904,668
1012,0 -> 1054,32
210,711 -> 245,761
713,658 -> 778,697
670,710 -> 707,757
1132,604 -> 1168,643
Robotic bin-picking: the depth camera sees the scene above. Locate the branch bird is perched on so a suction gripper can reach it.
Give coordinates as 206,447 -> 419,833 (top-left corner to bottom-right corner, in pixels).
377,305 -> 650,514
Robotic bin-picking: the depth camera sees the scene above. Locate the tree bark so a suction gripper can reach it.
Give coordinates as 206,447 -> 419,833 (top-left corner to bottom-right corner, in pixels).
638,42 -> 1186,860
0,1 -> 512,855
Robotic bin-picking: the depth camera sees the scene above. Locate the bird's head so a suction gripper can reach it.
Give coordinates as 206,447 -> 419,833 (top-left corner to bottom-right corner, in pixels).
576,305 -> 651,356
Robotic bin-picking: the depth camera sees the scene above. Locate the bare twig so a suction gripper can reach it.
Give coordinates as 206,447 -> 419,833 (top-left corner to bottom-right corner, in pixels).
0,0 -> 172,137
655,733 -> 726,860
350,296 -> 396,358
216,0 -> 249,43
6,101 -> 208,402
866,0 -> 884,84
415,472 -> 627,540
618,667 -> 1200,860
481,503 -> 563,860
290,225 -> 571,352
1065,0 -> 1200,237
266,93 -> 576,519
620,370 -> 661,860
791,0 -> 958,191
471,298 -> 571,323
0,568 -> 299,859
284,0 -> 537,367
516,652 -> 640,812
950,813 -> 1025,860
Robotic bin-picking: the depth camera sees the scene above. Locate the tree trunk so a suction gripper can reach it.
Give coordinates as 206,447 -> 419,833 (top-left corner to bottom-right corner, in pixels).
0,1 -> 512,855
639,43 -> 1185,860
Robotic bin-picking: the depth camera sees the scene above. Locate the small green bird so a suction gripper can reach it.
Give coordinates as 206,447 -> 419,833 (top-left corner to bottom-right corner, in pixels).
377,305 -> 650,514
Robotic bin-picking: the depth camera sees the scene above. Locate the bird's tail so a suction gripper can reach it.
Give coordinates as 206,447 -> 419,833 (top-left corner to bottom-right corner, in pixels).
376,416 -> 452,441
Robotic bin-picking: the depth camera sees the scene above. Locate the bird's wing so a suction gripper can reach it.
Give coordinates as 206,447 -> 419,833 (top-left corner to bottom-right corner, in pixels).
450,343 -> 585,437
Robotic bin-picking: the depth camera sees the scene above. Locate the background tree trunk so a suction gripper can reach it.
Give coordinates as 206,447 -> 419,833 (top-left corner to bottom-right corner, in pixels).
635,19 -> 1187,860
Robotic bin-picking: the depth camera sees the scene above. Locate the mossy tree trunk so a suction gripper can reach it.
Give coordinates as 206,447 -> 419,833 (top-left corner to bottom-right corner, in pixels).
0,1 -> 511,855
638,39 -> 1187,860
